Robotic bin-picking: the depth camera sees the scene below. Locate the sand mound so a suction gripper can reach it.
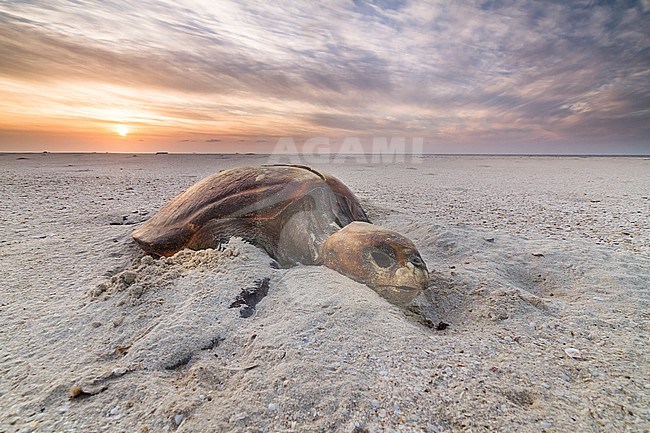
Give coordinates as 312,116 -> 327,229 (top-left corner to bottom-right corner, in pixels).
82,239 -> 273,372
88,239 -> 247,306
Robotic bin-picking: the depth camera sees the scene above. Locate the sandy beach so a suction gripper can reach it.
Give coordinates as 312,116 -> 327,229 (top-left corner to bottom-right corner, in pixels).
1,153 -> 649,433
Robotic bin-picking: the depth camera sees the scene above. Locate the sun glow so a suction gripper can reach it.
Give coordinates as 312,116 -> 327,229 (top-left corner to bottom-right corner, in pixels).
115,125 -> 129,137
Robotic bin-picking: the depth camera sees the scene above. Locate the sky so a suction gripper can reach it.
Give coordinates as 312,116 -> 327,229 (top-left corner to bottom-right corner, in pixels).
0,0 -> 649,154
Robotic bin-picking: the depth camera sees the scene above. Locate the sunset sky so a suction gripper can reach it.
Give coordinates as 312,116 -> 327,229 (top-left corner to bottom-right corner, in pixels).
1,1 -> 648,154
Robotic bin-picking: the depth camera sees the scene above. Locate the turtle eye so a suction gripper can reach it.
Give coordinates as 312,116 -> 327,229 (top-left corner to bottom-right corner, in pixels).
371,250 -> 394,268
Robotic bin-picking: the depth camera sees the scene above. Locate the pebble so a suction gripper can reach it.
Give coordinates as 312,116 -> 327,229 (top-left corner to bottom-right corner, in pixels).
539,421 -> 553,429
174,413 -> 185,426
371,399 -> 379,408
268,403 -> 277,412
32,232 -> 55,239
378,409 -> 387,418
111,367 -> 128,377
199,394 -> 206,401
69,385 -> 84,397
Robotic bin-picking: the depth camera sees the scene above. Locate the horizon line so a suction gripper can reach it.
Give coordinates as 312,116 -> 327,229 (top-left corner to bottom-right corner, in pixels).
2,151 -> 649,157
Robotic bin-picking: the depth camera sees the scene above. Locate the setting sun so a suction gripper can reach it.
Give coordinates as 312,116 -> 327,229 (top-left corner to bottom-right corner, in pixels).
115,125 -> 129,137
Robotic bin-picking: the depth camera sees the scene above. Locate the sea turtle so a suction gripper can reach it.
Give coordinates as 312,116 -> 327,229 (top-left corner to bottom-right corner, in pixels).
132,164 -> 428,305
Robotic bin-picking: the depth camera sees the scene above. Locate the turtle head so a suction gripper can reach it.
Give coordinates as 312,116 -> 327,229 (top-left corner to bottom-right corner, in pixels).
322,222 -> 428,305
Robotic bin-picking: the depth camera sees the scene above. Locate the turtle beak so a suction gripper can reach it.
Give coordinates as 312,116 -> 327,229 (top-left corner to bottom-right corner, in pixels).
374,284 -> 423,306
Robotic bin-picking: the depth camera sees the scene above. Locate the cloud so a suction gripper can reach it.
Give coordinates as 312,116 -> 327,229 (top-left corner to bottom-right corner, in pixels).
0,0 -> 648,151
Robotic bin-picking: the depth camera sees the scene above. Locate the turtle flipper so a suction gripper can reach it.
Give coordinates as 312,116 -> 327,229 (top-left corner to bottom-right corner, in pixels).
323,174 -> 370,225
186,218 -> 278,258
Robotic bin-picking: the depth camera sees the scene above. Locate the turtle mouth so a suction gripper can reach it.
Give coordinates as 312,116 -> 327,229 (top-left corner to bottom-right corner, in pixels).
374,285 -> 422,306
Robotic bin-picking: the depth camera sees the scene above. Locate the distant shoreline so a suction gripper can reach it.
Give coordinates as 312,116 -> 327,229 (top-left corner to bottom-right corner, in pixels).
1,152 -> 649,158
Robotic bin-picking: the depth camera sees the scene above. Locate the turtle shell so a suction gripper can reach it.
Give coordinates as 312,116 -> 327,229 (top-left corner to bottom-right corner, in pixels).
132,165 -> 369,264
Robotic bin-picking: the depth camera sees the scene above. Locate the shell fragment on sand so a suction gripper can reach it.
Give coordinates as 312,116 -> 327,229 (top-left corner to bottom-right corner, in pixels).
564,347 -> 582,359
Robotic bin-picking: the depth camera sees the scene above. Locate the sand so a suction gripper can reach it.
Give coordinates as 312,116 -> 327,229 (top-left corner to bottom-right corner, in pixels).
0,153 -> 648,433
